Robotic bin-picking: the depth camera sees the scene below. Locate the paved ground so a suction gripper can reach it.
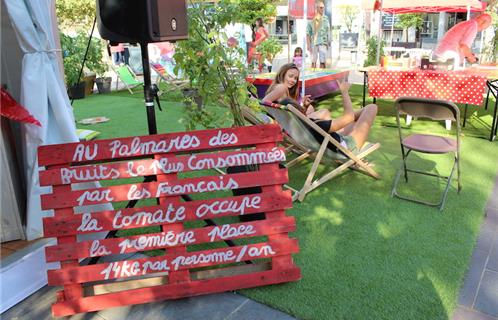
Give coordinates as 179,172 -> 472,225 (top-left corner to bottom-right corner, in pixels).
2,285 -> 296,320
453,174 -> 498,320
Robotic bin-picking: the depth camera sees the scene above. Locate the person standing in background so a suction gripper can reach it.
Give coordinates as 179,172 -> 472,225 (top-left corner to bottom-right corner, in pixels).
122,43 -> 130,65
244,23 -> 253,63
110,42 -> 125,65
248,18 -> 269,73
434,13 -> 492,65
307,1 -> 330,69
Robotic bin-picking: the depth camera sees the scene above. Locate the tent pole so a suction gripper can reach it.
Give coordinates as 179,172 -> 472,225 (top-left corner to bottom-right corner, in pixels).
288,0 -> 291,62
390,13 -> 395,46
464,5 -> 470,68
375,0 -> 383,65
302,0 -> 308,99
330,0 -> 333,67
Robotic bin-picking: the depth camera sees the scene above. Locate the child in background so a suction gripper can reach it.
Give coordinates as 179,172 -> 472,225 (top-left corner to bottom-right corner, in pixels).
293,47 -> 303,68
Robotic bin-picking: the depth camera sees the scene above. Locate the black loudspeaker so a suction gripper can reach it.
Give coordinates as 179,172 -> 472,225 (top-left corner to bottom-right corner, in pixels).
97,0 -> 188,43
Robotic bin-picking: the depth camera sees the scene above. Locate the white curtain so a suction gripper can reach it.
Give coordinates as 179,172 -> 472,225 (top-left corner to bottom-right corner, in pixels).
4,0 -> 78,240
4,0 -> 111,241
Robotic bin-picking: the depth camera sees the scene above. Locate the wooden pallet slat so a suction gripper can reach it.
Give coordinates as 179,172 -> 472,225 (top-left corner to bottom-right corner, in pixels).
38,125 -> 283,166
46,216 -> 296,262
42,191 -> 293,237
39,146 -> 286,186
52,267 -> 301,317
48,239 -> 299,285
41,169 -> 289,210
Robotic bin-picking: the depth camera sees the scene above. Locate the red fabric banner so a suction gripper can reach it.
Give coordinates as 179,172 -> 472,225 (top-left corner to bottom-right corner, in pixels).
288,0 -> 315,19
1,88 -> 41,126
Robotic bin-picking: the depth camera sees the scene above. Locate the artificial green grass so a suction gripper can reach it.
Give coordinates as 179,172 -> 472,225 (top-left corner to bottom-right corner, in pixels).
72,85 -> 498,320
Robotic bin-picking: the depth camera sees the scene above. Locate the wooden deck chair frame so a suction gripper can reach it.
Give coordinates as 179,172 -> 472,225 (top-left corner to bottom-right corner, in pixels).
259,102 -> 381,201
391,97 -> 461,211
149,61 -> 189,93
241,106 -> 311,158
112,64 -> 143,94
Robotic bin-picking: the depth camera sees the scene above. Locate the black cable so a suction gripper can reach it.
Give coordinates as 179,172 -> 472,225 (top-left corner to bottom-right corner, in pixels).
70,15 -> 97,106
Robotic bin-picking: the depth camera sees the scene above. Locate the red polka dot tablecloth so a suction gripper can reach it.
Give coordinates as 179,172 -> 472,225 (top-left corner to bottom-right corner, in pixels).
368,69 -> 487,105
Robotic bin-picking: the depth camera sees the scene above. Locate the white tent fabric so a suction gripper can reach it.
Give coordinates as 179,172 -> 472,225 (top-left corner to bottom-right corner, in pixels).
4,0 -> 78,240
4,0 -> 111,240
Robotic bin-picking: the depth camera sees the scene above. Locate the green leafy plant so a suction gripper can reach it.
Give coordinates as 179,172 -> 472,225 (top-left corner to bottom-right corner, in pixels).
364,36 -> 384,67
257,37 -> 283,64
60,31 -> 106,86
175,0 -> 264,128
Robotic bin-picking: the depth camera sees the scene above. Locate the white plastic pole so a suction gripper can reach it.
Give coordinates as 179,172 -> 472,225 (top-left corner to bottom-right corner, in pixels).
302,0 -> 308,99
288,0 -> 291,62
464,5 -> 470,68
375,0 -> 383,65
330,0 -> 333,66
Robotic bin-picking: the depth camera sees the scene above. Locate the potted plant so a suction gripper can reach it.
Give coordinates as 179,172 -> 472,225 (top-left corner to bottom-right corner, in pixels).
60,31 -> 106,98
364,36 -> 385,67
174,0 -> 252,128
256,37 -> 282,72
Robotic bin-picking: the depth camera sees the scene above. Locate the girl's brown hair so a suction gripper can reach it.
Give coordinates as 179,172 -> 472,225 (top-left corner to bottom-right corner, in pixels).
266,63 -> 300,101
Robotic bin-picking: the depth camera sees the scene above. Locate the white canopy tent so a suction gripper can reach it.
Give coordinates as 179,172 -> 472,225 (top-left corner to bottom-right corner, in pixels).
360,0 -> 484,13
360,0 -> 486,64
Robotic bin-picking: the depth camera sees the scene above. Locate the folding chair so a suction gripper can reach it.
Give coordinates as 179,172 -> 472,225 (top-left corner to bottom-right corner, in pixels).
391,97 -> 461,211
150,61 -> 189,93
259,101 -> 381,202
113,65 -> 142,94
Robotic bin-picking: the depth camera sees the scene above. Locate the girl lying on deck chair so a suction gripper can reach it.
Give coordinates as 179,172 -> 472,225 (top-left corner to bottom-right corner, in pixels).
262,63 -> 378,152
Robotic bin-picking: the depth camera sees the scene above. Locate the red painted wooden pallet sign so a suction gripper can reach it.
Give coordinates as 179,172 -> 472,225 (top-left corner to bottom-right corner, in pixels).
38,124 -> 300,317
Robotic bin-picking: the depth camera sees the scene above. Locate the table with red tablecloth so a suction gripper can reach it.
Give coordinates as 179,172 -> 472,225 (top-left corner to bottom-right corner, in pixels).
362,67 -> 497,140
367,68 -> 487,105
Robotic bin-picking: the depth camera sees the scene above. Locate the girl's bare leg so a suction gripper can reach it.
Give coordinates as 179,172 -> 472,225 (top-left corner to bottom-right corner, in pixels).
347,104 -> 377,148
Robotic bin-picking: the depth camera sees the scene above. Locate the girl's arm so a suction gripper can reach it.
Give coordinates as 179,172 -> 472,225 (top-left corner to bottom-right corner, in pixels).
262,84 -> 287,103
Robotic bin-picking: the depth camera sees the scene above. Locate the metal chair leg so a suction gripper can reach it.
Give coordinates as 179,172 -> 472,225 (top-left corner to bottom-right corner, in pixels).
439,160 -> 457,211
463,104 -> 468,128
391,151 -> 458,211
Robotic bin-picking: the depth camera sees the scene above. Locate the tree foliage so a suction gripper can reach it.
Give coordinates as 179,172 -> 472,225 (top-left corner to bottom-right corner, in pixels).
338,5 -> 360,33
56,0 -> 95,29
396,13 -> 424,45
235,0 -> 278,25
395,13 -> 424,30
482,0 -> 498,63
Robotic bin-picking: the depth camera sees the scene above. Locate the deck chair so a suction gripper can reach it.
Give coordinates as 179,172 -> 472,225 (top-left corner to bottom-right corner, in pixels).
113,65 -> 142,94
259,101 -> 381,202
242,105 -> 311,157
150,61 -> 189,92
391,97 -> 461,211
